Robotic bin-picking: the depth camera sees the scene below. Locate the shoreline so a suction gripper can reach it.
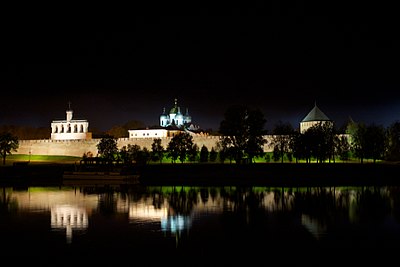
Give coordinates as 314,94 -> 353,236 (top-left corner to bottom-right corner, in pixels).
138,163 -> 400,187
1,162 -> 400,187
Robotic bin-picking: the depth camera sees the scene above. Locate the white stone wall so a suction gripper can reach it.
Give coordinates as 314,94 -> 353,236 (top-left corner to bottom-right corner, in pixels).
15,135 -> 275,157
300,120 -> 333,134
51,132 -> 92,140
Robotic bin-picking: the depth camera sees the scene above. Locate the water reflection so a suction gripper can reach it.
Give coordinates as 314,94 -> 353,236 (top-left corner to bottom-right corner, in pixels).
1,185 -> 400,265
51,205 -> 88,244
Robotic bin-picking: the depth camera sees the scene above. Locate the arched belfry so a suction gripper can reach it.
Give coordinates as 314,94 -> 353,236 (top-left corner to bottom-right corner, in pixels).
50,102 -> 92,140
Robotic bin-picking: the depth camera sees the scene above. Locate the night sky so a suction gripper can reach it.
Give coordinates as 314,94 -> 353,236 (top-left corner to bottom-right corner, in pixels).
1,4 -> 400,132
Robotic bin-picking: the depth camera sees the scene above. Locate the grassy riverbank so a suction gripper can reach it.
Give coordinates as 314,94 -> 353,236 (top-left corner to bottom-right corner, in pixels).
5,154 -> 81,165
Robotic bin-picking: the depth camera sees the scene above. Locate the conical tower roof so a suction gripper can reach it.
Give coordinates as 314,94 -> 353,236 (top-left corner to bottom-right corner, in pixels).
301,103 -> 330,122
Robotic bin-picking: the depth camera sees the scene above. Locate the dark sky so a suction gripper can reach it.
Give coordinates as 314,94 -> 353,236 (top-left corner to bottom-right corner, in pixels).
1,4 -> 400,132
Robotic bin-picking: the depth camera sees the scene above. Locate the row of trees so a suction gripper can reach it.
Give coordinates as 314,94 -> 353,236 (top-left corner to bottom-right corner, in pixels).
94,105 -> 400,165
94,131 -> 219,166
268,118 -> 400,164
2,105 -> 400,165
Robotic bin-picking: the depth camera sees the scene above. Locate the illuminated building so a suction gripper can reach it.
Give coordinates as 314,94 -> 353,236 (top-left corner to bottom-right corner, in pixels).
50,103 -> 92,140
160,98 -> 192,127
128,98 -> 202,139
300,102 -> 333,133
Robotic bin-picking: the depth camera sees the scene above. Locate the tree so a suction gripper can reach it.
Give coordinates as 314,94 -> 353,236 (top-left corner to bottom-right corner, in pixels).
364,123 -> 386,163
209,147 -> 218,162
96,135 -> 118,163
137,147 -> 151,165
349,122 -> 368,163
245,107 -> 268,162
151,138 -> 164,163
0,125 -> 49,140
188,143 -> 199,162
0,132 -> 19,165
311,122 -> 337,163
335,134 -> 351,161
106,120 -> 146,138
166,132 -> 195,163
385,121 -> 400,161
218,105 -> 267,164
290,131 -> 305,163
215,135 -> 235,164
269,121 -> 294,163
119,144 -> 141,165
301,122 -> 336,163
106,125 -> 128,138
122,120 -> 146,130
199,145 -> 209,163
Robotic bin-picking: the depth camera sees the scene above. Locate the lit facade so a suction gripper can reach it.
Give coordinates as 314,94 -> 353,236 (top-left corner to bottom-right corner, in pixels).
128,128 -> 182,139
51,105 -> 92,140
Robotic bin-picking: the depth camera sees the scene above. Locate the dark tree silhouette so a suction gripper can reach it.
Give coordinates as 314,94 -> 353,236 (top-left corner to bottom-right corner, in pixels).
385,121 -> 400,161
166,132 -> 195,163
349,122 -> 386,163
364,123 -> 386,163
218,105 -> 267,164
199,145 -> 209,163
0,132 -> 19,165
269,120 -> 295,163
96,135 -> 118,163
188,143 -> 199,162
151,138 -> 164,164
209,147 -> 218,162
335,134 -> 351,161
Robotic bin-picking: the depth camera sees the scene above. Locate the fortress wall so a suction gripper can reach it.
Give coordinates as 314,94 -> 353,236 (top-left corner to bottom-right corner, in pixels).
16,135 -> 274,157
17,139 -> 100,157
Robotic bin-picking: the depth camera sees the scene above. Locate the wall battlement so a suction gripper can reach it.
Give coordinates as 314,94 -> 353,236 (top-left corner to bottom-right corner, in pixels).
15,136 -> 274,157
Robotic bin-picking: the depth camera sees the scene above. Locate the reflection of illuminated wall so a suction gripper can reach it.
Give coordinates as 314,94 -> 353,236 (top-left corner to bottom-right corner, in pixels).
7,186 -> 388,246
345,189 -> 358,223
128,203 -> 192,234
10,188 -> 98,211
301,214 -> 327,240
161,215 -> 191,234
8,188 -> 97,244
51,205 -> 89,243
129,203 -> 169,221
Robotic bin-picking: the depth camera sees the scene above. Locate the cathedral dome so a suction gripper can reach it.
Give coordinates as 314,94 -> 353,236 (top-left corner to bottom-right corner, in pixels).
160,98 -> 196,128
160,111 -> 168,119
169,98 -> 179,114
169,106 -> 178,114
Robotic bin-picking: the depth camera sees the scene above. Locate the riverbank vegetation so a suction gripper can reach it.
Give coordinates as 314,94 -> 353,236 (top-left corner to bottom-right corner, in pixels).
1,104 -> 400,167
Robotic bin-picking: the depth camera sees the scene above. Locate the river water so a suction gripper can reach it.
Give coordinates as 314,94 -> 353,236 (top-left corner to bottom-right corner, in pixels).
1,184 -> 399,266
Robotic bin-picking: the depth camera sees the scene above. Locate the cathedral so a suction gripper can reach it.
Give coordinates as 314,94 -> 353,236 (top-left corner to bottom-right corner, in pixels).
128,98 -> 202,139
159,98 -> 192,128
